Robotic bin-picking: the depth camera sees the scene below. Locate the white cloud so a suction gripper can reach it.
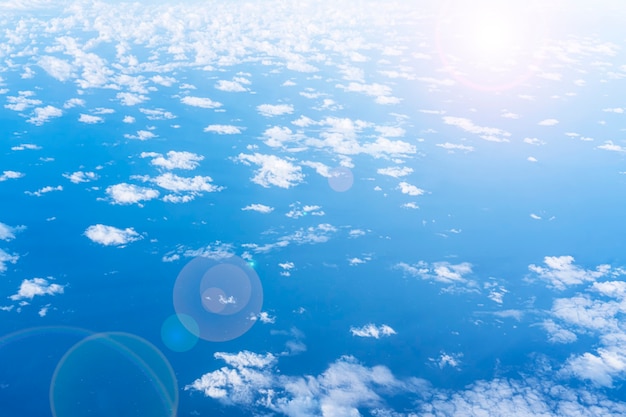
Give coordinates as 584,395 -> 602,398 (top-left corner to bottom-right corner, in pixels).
124,130 -> 157,141
27,105 -> 62,125
524,137 -> 545,146
63,98 -> 85,109
181,96 -> 222,109
396,261 -> 473,284
25,185 -> 63,197
597,141 -> 626,152
63,171 -> 98,184
11,143 -> 41,151
528,256 -> 613,290
106,183 -> 159,205
377,166 -> 413,178
186,353 -> 410,416
397,182 -> 424,196
116,92 -> 147,106
0,171 -> 24,181
242,204 -> 274,214
38,56 -> 73,81
141,151 -> 204,170
0,249 -> 19,273
215,79 -> 249,92
256,104 -> 294,117
0,222 -> 24,241
538,118 -> 559,126
204,124 -> 242,134
443,116 -> 510,142
84,224 -> 142,246
436,142 -> 475,152
78,114 -> 103,124
603,108 -> 624,113
432,352 -> 463,369
10,277 -> 64,300
5,91 -> 41,111
123,115 -> 135,123
146,173 -> 223,193
350,324 -> 396,339
236,153 -> 304,188
139,108 -> 176,120
336,82 -> 400,104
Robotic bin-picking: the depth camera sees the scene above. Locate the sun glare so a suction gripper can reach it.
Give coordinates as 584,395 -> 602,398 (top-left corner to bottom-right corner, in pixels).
436,1 -> 548,91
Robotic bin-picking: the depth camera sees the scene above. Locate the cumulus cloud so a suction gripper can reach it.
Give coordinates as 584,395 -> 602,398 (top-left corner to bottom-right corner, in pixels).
116,92 -> 147,106
538,118 -> 559,126
106,183 -> 159,205
0,222 -> 25,241
350,324 -> 397,339
215,78 -> 250,92
0,171 -> 24,181
181,96 -> 222,109
396,261 -> 473,284
10,277 -> 65,300
140,151 -> 204,170
377,166 -> 413,178
204,124 -> 242,134
27,105 -> 62,125
0,249 -> 19,273
436,142 -> 475,152
528,256 -> 613,290
443,116 -> 510,142
84,224 -> 142,246
597,141 -> 626,152
235,153 -> 304,188
397,182 -> 424,196
256,104 -> 294,117
25,185 -> 63,197
186,353 -> 410,416
38,56 -> 73,81
63,171 -> 98,183
242,204 -> 274,213
146,173 -> 223,193
78,114 -> 103,124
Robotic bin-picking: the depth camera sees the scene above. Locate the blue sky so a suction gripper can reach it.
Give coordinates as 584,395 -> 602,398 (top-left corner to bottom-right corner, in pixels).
2,1 -> 626,416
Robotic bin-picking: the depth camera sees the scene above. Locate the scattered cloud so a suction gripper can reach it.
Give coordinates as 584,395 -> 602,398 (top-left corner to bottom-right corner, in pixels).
242,204 -> 274,214
256,104 -> 294,117
528,256 -> 614,290
63,171 -> 98,184
0,171 -> 24,181
443,116 -> 510,142
597,141 -> 626,152
78,114 -> 103,124
204,124 -> 242,134
10,277 -> 64,300
377,166 -> 413,178
0,249 -> 19,273
396,261 -> 473,284
84,224 -> 142,246
436,142 -> 475,152
27,105 -> 62,125
397,182 -> 424,196
538,118 -> 559,126
350,324 -> 396,339
235,153 -> 304,188
181,96 -> 222,109
25,185 -> 63,197
140,151 -> 204,170
106,183 -> 159,205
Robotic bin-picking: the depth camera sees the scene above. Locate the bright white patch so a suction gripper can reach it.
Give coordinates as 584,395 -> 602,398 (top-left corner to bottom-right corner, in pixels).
236,153 -> 304,188
63,171 -> 98,184
242,204 -> 274,214
350,324 -> 396,339
106,183 -> 159,205
84,224 -> 142,246
256,104 -> 294,117
10,277 -> 64,300
204,124 -> 242,134
397,182 -> 424,196
78,114 -> 103,124
141,151 -> 204,170
0,171 -> 24,181
0,249 -> 19,273
181,96 -> 222,109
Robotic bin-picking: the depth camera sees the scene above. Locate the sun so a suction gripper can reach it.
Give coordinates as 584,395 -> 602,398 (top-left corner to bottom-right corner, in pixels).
435,1 -> 548,91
